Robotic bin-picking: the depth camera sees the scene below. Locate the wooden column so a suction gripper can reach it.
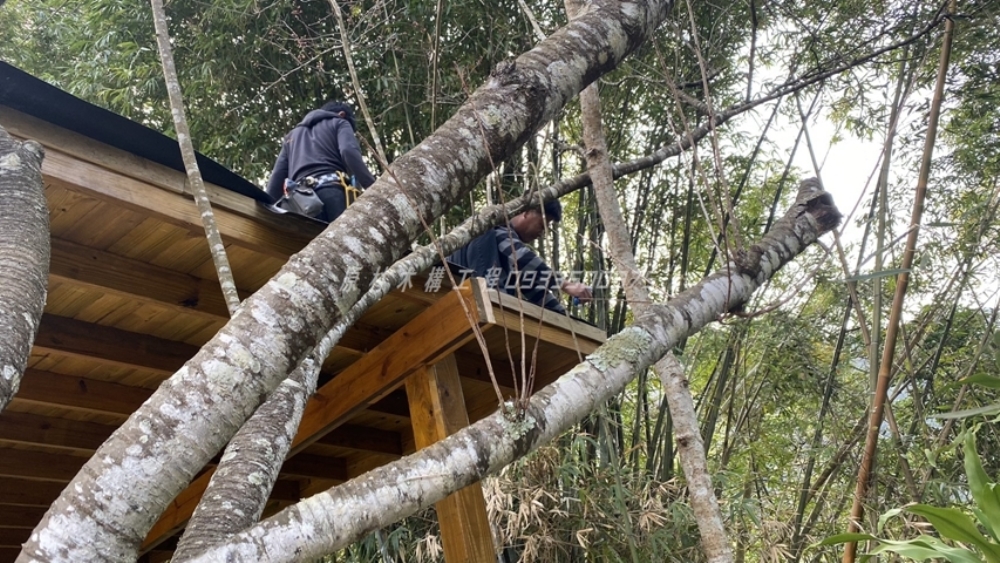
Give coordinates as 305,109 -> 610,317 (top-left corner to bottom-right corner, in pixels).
406,355 -> 496,563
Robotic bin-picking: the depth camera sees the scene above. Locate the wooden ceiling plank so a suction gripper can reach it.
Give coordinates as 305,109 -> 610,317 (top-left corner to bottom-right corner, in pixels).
56,201 -> 149,251
40,146 -> 312,259
45,189 -> 103,239
0,527 -> 29,549
0,477 -> 66,507
0,448 -> 86,482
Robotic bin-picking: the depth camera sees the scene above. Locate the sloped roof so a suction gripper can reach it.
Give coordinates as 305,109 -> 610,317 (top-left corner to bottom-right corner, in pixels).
0,60 -> 270,204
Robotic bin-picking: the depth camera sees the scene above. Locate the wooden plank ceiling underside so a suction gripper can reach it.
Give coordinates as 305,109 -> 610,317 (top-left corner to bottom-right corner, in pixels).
0,108 -> 605,562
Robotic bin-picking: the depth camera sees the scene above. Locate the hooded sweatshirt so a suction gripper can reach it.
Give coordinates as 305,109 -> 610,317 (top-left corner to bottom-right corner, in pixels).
265,109 -> 376,201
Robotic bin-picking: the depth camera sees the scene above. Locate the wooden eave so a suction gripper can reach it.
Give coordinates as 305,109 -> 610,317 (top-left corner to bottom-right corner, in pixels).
0,104 -> 605,563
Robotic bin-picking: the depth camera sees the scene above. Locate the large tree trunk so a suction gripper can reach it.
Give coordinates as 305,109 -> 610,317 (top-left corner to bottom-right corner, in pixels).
181,180 -> 841,563
0,125 -> 48,413
17,3 -> 680,561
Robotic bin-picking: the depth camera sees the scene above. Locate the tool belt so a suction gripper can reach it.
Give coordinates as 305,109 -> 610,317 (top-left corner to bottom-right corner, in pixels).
303,172 -> 362,207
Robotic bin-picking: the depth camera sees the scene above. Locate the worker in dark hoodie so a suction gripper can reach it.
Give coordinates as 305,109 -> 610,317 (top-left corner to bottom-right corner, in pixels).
266,101 -> 378,223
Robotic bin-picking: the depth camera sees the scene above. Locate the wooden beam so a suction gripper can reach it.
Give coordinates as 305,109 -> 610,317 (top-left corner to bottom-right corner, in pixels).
0,526 -> 30,548
292,286 -> 485,453
278,454 -> 347,481
14,369 -> 152,416
315,425 -> 403,456
34,314 -> 197,375
0,477 -> 65,507
0,411 -> 115,452
0,448 -> 86,482
49,237 -> 233,322
0,506 -> 46,529
406,355 -> 496,563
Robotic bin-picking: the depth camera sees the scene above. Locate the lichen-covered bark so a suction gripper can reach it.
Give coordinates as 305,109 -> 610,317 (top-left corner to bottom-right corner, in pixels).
17,3 -> 679,562
654,354 -> 732,563
0,125 -> 48,414
171,360 -> 320,560
183,181 -> 840,563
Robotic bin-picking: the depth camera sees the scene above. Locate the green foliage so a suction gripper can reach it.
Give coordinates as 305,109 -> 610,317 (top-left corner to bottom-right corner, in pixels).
820,431 -> 1000,562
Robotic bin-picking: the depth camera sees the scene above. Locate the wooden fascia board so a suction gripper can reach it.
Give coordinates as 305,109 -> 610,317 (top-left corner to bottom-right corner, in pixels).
1,105 -> 323,247
470,277 -> 606,352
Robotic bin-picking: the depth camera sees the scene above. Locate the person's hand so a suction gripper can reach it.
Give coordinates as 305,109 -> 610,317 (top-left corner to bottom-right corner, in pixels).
562,281 -> 593,303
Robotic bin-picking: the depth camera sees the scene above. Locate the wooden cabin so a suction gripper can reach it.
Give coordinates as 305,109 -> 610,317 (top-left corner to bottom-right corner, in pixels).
0,62 -> 605,562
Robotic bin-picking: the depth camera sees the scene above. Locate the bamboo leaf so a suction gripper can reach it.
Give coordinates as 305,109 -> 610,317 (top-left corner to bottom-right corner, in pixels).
878,507 -> 905,533
870,536 -> 986,563
965,432 -> 1000,542
935,404 -> 1000,420
816,532 -> 878,546
906,504 -> 1000,563
843,268 -> 912,283
955,374 -> 1000,390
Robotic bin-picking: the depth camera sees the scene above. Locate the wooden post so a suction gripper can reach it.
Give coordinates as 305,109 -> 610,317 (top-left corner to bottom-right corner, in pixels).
406,355 -> 497,563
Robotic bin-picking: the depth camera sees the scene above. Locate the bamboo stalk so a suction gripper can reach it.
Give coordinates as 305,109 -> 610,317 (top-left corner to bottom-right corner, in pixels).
842,1 -> 958,559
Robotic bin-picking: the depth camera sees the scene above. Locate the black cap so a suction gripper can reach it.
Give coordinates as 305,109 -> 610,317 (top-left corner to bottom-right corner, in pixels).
320,101 -> 357,131
543,199 -> 562,222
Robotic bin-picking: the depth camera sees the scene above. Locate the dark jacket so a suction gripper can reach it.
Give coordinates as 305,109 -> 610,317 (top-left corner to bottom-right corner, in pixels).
265,110 -> 376,200
448,226 -> 565,314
